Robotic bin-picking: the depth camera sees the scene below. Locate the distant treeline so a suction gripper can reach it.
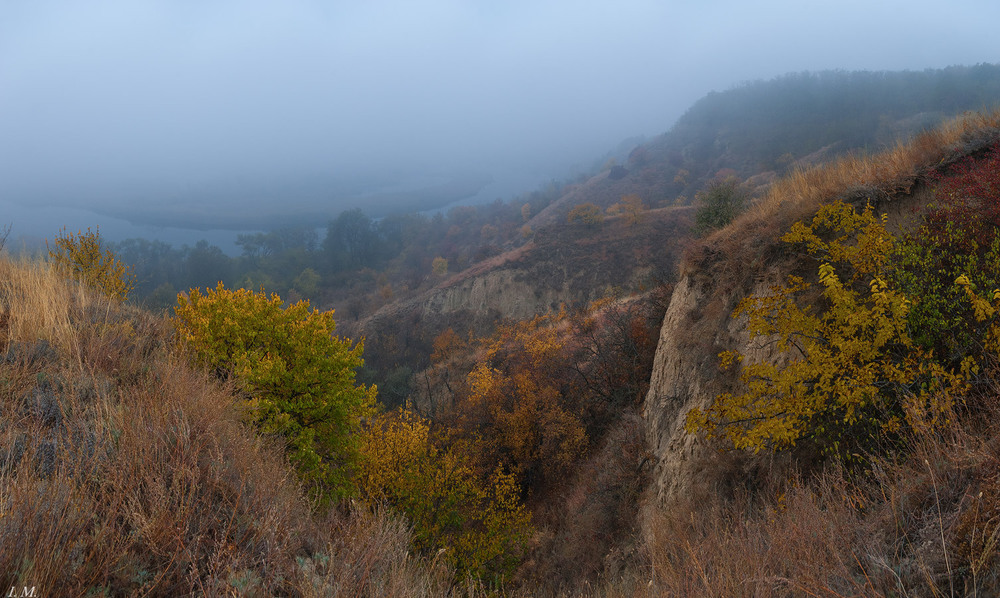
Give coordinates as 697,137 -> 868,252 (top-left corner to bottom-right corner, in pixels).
112,180 -> 570,312
657,64 -> 1000,190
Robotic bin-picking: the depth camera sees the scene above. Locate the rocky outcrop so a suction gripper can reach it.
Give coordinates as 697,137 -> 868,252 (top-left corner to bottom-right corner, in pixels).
643,275 -> 710,502
642,185 -> 934,504
642,272 -> 788,502
424,268 -> 576,323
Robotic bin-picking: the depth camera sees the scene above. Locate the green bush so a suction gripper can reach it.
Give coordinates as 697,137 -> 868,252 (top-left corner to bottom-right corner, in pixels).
694,177 -> 749,234
172,283 -> 376,503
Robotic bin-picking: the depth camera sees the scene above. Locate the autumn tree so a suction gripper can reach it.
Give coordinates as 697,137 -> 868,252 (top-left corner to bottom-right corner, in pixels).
418,327 -> 471,418
432,256 -> 449,276
567,203 -> 604,227
687,202 -> 972,455
355,408 -> 532,581
48,227 -> 136,302
172,283 -> 376,502
608,194 -> 646,227
459,313 -> 587,490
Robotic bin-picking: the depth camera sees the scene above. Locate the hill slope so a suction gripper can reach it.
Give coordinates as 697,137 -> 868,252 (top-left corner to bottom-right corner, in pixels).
0,259 -> 454,595
639,108 -> 1000,595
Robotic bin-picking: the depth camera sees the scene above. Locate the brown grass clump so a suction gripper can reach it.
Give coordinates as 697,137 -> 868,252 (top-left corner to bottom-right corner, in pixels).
0,256 -> 462,596
0,258 -> 87,354
684,109 -> 1000,289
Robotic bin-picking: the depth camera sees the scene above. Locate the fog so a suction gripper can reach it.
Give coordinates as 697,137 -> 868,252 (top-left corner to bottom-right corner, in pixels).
1,0 -> 998,246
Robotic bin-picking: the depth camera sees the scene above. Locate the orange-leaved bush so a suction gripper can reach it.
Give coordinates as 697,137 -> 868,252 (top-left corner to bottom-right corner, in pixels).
462,313 -> 587,488
172,282 -> 375,502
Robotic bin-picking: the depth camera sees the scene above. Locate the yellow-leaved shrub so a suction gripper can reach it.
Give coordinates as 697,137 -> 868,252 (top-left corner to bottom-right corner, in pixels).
172,283 -> 375,502
687,202 -> 973,455
47,227 -> 136,302
355,408 -> 532,582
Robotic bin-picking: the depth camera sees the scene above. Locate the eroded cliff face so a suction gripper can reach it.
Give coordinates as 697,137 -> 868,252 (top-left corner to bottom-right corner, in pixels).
642,272 -> 789,502
642,188 -> 932,504
424,269 -> 543,321
422,263 -> 664,321
351,208 -> 692,384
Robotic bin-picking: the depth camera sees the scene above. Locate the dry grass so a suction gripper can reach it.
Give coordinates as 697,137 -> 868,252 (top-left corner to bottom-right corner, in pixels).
515,414 -> 651,597
685,108 -> 1000,287
637,390 -> 1000,598
632,108 -> 1000,598
0,257 -> 468,596
0,257 -> 90,355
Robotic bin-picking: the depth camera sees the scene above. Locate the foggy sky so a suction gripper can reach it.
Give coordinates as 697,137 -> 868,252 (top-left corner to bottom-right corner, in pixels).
1,0 -> 999,241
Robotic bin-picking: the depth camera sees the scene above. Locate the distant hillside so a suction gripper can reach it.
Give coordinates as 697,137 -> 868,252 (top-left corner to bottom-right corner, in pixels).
346,205 -> 691,389
530,64 -> 1000,227
206,64 -> 1000,407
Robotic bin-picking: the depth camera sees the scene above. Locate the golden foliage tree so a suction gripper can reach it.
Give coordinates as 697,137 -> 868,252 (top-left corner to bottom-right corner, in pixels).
623,194 -> 646,226
355,408 -> 532,581
567,203 -> 604,227
687,202 -> 972,454
48,227 -> 136,302
432,256 -> 449,276
461,313 -> 587,486
172,283 -> 376,502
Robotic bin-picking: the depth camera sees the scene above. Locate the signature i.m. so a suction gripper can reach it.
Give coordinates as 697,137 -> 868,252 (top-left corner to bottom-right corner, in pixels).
6,587 -> 36,598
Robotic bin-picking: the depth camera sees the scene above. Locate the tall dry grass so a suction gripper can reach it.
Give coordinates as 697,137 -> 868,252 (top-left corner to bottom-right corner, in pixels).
0,256 -> 468,596
640,395 -> 1000,598
685,109 -> 1000,286
0,257 -> 91,356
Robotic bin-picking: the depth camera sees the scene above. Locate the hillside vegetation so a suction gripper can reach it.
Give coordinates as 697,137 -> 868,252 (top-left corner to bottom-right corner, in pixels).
0,246 -> 660,594
100,67 -> 1000,410
0,257 -> 475,595
7,66 -> 1000,596
643,108 -> 1000,596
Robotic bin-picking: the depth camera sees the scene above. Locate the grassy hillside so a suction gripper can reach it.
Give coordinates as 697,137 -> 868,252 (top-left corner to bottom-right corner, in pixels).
0,258 -> 465,596
641,108 -> 1000,596
530,65 -> 1000,228
650,65 -> 1000,195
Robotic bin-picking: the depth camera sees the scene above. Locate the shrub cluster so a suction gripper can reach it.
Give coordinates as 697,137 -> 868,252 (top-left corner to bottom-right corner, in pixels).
354,408 -> 532,582
689,142 -> 1000,460
172,283 -> 376,502
47,227 -> 135,302
693,177 -> 749,234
